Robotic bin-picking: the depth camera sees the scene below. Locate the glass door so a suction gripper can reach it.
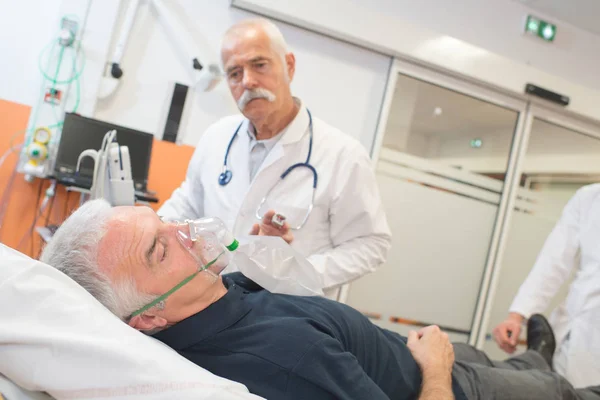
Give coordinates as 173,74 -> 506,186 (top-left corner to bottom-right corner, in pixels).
345,60 -> 527,343
478,108 -> 600,358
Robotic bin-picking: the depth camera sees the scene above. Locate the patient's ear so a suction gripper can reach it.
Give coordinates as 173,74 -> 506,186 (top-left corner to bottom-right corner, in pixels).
128,314 -> 168,331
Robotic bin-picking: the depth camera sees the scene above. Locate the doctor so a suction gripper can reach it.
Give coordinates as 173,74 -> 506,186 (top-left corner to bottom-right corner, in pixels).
493,184 -> 600,387
158,18 -> 391,300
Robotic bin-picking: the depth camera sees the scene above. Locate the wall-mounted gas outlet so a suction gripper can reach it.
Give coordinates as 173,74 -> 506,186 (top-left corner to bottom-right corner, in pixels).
59,17 -> 78,47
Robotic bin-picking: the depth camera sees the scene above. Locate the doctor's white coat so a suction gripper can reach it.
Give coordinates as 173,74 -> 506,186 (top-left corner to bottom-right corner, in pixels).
510,183 -> 600,387
159,103 -> 391,300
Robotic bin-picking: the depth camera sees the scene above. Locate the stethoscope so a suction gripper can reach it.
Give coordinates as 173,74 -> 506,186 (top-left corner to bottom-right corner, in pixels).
218,109 -> 317,230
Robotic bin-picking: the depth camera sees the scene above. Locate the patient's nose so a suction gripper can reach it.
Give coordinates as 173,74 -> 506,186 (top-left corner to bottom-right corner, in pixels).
173,224 -> 194,250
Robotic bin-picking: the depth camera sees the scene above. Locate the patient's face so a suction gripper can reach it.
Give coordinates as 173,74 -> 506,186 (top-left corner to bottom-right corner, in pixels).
97,206 -> 221,323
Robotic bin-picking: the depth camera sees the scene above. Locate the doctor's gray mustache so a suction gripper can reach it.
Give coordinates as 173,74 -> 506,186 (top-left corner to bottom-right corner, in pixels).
237,88 -> 277,110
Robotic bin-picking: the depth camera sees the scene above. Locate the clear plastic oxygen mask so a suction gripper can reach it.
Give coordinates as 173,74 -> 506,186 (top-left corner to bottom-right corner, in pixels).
129,217 -> 238,318
175,217 -> 239,278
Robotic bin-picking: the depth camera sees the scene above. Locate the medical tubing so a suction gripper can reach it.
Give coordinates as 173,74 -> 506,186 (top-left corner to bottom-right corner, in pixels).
129,252 -> 225,318
9,129 -> 28,153
25,36 -> 59,148
52,46 -> 66,85
17,181 -> 46,251
223,122 -> 243,167
63,43 -> 84,114
43,48 -> 82,158
48,45 -> 67,125
0,143 -> 24,236
38,40 -> 85,85
72,77 -> 81,113
305,109 -> 313,164
0,144 -> 21,171
22,33 -> 84,153
0,163 -> 20,239
45,183 -> 58,226
62,190 -> 71,220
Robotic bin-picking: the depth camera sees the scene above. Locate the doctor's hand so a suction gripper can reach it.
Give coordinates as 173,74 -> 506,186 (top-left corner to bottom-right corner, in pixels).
249,210 -> 294,244
407,325 -> 454,376
493,312 -> 524,354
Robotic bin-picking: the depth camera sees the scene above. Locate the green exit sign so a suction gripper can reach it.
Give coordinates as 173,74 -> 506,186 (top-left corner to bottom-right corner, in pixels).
525,15 -> 557,42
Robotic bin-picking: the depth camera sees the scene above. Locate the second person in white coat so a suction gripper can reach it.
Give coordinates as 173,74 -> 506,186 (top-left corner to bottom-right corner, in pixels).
158,19 -> 391,300
493,184 -> 600,387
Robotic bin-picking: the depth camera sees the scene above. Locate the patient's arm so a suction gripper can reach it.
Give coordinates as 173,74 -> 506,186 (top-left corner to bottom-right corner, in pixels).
419,370 -> 453,400
289,337 -> 411,399
407,326 -> 455,400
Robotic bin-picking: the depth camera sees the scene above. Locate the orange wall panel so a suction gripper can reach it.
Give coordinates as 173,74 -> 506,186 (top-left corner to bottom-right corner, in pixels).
0,99 -> 195,258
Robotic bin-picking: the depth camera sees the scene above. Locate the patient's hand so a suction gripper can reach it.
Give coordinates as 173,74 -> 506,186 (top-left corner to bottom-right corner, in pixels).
409,326 -> 455,400
249,210 -> 294,244
407,325 -> 455,376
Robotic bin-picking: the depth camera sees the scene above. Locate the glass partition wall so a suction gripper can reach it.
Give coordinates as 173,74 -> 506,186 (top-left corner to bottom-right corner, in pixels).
345,60 -> 600,350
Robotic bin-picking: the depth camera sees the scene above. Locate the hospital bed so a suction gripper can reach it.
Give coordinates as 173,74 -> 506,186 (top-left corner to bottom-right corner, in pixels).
0,243 -> 264,400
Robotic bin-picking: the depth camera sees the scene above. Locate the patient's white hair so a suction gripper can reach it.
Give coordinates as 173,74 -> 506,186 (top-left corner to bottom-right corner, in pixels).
40,199 -> 155,320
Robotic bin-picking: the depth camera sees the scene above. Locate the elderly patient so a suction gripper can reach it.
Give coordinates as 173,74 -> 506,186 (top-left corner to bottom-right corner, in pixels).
41,200 -> 600,400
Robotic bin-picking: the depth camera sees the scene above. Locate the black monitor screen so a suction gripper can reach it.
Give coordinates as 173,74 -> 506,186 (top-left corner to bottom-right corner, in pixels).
54,113 -> 154,191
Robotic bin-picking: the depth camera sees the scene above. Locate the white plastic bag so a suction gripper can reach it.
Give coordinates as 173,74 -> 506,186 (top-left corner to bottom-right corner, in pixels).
227,236 -> 325,297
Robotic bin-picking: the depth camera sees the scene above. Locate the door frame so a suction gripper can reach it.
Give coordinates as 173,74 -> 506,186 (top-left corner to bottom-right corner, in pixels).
365,57 -> 600,347
473,101 -> 600,348
367,58 -> 530,345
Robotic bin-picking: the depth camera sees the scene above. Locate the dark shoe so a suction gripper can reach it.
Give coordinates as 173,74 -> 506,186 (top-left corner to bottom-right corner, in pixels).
527,314 -> 556,369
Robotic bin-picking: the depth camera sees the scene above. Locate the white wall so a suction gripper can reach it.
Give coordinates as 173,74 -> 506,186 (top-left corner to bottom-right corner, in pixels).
358,0 -> 600,92
0,0 -> 120,178
0,0 -> 120,112
232,0 -> 600,122
94,0 -> 391,149
0,0 -> 64,106
4,0 -> 599,150
0,0 -> 390,151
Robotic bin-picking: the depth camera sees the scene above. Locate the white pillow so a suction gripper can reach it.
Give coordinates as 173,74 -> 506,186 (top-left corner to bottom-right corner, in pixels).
0,244 -> 264,400
0,373 -> 52,400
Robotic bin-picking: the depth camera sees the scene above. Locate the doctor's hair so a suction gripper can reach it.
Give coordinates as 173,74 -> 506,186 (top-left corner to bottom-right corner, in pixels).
221,18 -> 290,62
40,199 -> 156,320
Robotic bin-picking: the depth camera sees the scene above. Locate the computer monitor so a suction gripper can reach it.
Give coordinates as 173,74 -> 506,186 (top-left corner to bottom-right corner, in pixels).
54,113 -> 154,192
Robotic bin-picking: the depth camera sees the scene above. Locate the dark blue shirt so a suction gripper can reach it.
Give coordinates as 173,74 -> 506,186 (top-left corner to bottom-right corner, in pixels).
154,273 -> 467,399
